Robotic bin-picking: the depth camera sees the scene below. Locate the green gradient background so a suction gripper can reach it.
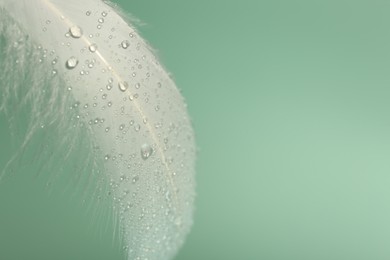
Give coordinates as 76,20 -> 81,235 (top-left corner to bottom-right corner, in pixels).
2,0 -> 390,259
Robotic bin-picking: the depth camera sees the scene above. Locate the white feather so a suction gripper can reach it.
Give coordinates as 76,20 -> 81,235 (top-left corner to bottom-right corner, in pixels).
0,0 -> 196,259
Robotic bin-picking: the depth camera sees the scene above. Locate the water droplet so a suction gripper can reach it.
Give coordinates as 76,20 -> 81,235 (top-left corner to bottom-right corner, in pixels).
118,81 -> 129,92
135,82 -> 141,89
65,56 -> 79,69
102,11 -> 107,17
165,190 -> 171,202
119,124 -> 125,130
98,18 -> 104,23
51,57 -> 58,65
121,40 -> 130,49
140,144 -> 153,160
132,176 -> 139,183
86,11 -> 91,16
69,25 -> 83,38
89,43 -> 98,52
104,154 -> 110,160
105,127 -> 110,132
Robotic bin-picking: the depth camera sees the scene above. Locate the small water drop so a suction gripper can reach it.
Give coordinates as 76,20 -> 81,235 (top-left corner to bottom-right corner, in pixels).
140,144 -> 153,160
135,82 -> 141,89
69,25 -> 83,38
102,11 -> 108,17
104,154 -> 110,160
98,18 -> 104,23
65,56 -> 79,69
165,190 -> 171,202
51,57 -> 58,65
118,81 -> 129,92
132,176 -> 139,183
89,43 -> 98,52
121,40 -> 130,49
86,11 -> 91,16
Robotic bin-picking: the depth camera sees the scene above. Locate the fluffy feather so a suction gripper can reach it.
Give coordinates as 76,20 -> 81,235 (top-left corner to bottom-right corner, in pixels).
0,1 -> 196,259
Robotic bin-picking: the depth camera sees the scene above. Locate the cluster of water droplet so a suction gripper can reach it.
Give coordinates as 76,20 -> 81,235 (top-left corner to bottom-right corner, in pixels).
36,5 -> 196,260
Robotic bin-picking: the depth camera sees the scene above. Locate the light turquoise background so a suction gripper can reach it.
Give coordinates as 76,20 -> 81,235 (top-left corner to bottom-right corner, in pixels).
2,1 -> 390,259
